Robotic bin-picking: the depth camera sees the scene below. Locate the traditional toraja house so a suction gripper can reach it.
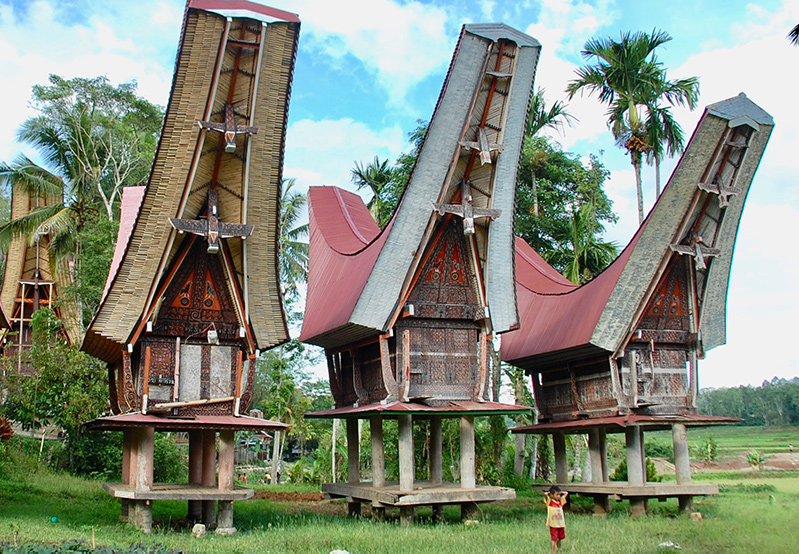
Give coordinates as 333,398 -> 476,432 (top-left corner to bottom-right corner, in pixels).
300,24 -> 539,524
503,93 -> 773,516
81,0 -> 299,533
0,186 -> 81,374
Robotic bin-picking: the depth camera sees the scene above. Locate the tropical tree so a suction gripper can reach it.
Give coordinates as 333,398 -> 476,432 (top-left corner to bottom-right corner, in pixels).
0,75 -> 163,324
350,156 -> 397,228
544,202 -> 619,284
789,24 -> 799,46
642,101 -> 685,196
566,30 -> 699,224
278,178 -> 309,302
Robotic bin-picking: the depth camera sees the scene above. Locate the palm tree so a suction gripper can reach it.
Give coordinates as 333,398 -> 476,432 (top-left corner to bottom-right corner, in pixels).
789,24 -> 799,45
525,89 -> 576,217
642,102 -> 685,196
278,178 -> 309,303
566,30 -> 699,224
350,156 -> 396,227
544,203 -> 618,284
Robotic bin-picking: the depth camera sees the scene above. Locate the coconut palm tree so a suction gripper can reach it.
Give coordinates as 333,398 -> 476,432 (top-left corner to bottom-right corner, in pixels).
789,24 -> 799,46
278,178 -> 309,302
566,30 -> 699,224
525,89 -> 576,217
350,156 -> 396,227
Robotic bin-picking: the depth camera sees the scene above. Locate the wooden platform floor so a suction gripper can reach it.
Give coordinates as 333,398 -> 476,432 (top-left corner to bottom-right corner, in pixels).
531,482 -> 718,499
323,480 -> 516,506
104,483 -> 254,501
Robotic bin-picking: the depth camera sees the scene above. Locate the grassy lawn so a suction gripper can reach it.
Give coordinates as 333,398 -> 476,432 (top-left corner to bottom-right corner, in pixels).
2,468 -> 799,552
3,426 -> 799,552
668,425 -> 799,459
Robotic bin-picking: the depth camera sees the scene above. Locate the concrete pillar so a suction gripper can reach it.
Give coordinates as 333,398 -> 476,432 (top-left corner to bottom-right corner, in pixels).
625,425 -> 646,517
398,415 -> 414,492
460,416 -> 475,489
553,432 -> 568,483
218,428 -> 235,530
461,501 -> 479,522
188,431 -> 204,521
201,430 -> 217,528
672,423 -> 694,513
429,416 -> 443,486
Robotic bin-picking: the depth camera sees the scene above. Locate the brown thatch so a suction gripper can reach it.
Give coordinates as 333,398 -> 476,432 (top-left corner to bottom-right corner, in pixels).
84,5 -> 297,364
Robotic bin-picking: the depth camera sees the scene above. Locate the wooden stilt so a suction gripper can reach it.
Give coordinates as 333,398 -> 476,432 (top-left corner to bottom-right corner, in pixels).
430,416 -> 443,485
461,501 -> 478,522
347,418 -> 361,516
400,506 -> 414,526
553,431 -> 568,483
460,416 -> 475,489
188,430 -> 203,521
398,415 -> 414,493
626,426 -> 646,517
201,430 -> 217,528
217,430 -> 236,533
131,427 -> 154,533
598,428 -> 611,513
588,428 -> 609,515
672,423 -> 694,513
370,415 -> 386,521
120,430 -> 133,522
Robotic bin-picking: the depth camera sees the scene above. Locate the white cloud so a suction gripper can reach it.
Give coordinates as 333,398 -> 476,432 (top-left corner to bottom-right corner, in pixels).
284,118 -> 406,194
270,0 -> 454,107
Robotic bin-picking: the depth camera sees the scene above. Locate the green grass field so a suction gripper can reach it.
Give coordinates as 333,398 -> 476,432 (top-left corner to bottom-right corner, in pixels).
2,426 -> 799,553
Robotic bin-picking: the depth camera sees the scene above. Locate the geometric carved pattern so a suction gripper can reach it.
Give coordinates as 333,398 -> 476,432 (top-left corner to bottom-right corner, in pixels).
408,218 -> 483,320
640,256 -> 691,333
155,237 -> 240,341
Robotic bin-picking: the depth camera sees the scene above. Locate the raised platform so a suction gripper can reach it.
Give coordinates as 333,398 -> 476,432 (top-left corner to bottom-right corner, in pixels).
531,482 -> 718,499
323,480 -> 516,506
104,483 -> 254,501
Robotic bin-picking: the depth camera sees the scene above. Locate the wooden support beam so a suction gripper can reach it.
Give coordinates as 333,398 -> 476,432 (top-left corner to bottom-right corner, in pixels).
672,423 -> 694,513
201,430 -> 217,528
218,430 -> 236,534
553,431 -> 568,484
588,429 -> 603,484
625,425 -> 646,517
346,418 -> 361,517
370,416 -> 385,488
398,415 -> 414,492
131,427 -> 154,533
430,416 -> 443,486
188,431 -> 203,521
460,416 -> 475,489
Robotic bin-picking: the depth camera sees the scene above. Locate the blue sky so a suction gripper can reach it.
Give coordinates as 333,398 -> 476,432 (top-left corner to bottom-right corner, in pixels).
0,0 -> 796,389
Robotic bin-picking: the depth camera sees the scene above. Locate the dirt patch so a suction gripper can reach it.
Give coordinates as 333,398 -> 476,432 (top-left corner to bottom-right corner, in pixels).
251,490 -> 325,502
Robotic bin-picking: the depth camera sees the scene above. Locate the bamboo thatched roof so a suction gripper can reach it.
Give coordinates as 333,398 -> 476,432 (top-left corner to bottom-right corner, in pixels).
84,1 -> 298,364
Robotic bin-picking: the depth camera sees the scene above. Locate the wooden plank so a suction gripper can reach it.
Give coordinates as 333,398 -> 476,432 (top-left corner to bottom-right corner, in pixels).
322,481 -> 516,506
104,482 -> 253,501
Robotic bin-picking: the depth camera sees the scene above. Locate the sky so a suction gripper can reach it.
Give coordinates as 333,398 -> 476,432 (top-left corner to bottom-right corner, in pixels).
0,0 -> 796,389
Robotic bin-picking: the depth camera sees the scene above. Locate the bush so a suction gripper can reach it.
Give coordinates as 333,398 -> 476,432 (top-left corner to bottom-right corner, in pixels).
695,435 -> 718,461
645,438 -> 673,461
610,456 -> 662,482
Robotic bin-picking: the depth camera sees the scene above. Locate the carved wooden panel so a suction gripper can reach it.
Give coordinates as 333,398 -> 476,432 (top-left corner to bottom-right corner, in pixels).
640,256 -> 691,333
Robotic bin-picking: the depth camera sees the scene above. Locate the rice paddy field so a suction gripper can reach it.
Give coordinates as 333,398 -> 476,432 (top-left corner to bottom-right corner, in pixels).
2,426 -> 798,553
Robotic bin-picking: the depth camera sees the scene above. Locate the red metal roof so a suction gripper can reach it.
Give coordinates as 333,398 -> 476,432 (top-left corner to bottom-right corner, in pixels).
511,414 -> 740,434
188,0 -> 300,23
501,233 -> 640,364
101,186 -> 145,304
299,186 -> 390,343
305,400 -> 532,419
85,412 -> 289,432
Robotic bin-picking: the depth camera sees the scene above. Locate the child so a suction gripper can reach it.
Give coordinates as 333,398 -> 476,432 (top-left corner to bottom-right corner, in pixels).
544,485 -> 568,553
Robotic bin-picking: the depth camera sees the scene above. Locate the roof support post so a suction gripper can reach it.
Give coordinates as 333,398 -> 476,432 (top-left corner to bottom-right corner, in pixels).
188,430 -> 204,522
430,415 -> 443,485
398,414 -> 414,492
217,430 -> 235,533
553,431 -> 568,483
626,425 -> 647,517
347,417 -> 362,517
460,415 -> 476,489
202,430 -> 217,528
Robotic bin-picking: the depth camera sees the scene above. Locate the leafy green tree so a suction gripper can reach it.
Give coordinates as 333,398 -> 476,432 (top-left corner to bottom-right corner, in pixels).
0,75 -> 163,327
566,30 -> 699,224
0,308 -> 108,471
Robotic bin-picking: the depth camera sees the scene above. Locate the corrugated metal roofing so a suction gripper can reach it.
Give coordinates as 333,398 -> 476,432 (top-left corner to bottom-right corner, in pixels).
299,187 -> 387,346
511,414 -> 740,434
305,400 -> 531,419
84,412 -> 288,431
501,234 -> 638,366
100,186 -> 145,304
